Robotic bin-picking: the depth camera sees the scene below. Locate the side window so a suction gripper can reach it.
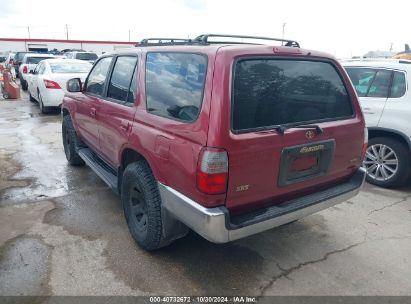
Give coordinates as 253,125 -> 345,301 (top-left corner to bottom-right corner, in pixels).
127,64 -> 138,104
107,56 -> 137,103
346,68 -> 391,98
85,57 -> 112,96
390,71 -> 406,98
145,52 -> 207,122
367,70 -> 392,98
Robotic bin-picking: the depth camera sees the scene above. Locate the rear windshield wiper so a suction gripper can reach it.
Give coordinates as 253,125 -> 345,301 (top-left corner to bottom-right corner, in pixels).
253,124 -> 323,135
277,124 -> 323,135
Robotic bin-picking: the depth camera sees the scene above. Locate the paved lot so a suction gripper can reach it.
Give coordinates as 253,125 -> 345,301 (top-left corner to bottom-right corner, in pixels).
0,91 -> 411,296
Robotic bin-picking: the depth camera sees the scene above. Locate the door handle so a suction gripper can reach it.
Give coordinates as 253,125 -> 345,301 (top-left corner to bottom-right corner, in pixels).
120,120 -> 130,131
90,108 -> 96,116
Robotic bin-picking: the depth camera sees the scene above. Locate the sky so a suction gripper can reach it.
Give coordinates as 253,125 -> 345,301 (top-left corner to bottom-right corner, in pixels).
0,0 -> 409,58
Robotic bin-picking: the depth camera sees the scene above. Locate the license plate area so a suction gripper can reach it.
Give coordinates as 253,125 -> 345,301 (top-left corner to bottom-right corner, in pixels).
278,139 -> 335,187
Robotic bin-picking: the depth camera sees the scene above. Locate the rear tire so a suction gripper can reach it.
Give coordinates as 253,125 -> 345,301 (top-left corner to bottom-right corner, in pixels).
38,92 -> 50,114
21,79 -> 28,91
29,91 -> 36,102
121,161 -> 169,251
62,115 -> 85,166
364,137 -> 411,187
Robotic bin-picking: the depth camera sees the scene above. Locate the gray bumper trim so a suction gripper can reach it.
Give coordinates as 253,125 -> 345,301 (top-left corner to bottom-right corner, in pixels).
158,168 -> 366,243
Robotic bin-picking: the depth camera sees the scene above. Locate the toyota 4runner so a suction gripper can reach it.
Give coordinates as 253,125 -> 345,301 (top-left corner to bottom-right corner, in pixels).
62,34 -> 367,250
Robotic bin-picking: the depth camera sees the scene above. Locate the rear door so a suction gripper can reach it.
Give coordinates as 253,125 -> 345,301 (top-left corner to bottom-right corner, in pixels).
345,67 -> 392,127
214,56 -> 364,212
378,70 -> 410,129
97,54 -> 139,167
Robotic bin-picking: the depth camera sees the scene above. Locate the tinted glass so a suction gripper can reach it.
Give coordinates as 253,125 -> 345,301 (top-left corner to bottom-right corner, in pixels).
76,53 -> 98,61
127,64 -> 138,104
346,68 -> 391,98
107,56 -> 137,102
50,62 -> 92,74
390,71 -> 406,98
85,57 -> 112,96
233,59 -> 353,132
146,52 -> 207,122
367,70 -> 391,98
27,57 -> 53,64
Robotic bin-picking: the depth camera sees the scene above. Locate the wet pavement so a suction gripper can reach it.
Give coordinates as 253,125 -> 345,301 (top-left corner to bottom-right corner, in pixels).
1,91 -> 411,296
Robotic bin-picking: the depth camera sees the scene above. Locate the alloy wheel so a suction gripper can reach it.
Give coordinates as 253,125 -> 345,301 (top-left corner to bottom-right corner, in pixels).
363,144 -> 399,181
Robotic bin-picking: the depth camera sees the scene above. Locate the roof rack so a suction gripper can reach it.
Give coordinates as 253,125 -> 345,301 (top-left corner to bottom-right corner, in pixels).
137,34 -> 300,48
138,38 -> 194,47
193,34 -> 300,48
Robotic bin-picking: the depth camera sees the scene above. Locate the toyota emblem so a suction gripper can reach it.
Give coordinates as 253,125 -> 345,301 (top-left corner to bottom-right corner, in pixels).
306,130 -> 315,140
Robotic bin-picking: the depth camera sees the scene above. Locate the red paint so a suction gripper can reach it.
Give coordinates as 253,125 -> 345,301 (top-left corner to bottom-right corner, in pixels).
63,44 -> 365,212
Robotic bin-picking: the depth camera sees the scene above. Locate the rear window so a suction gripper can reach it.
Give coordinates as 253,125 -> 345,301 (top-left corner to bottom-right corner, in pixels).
16,52 -> 29,61
50,62 -> 92,73
76,53 -> 98,61
27,57 -> 53,64
145,52 -> 207,122
232,59 -> 354,132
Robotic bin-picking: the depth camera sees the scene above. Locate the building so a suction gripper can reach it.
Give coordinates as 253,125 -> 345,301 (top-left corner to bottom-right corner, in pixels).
363,50 -> 397,59
0,38 -> 137,55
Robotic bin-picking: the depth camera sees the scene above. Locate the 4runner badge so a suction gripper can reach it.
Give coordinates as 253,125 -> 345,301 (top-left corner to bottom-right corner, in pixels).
305,130 -> 315,140
300,145 -> 325,153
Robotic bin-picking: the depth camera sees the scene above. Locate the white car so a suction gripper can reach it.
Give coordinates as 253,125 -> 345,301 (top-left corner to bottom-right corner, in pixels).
343,59 -> 411,187
27,59 -> 92,113
19,53 -> 55,90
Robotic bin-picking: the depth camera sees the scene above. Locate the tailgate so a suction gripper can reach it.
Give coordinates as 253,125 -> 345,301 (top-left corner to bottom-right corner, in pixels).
223,57 -> 364,213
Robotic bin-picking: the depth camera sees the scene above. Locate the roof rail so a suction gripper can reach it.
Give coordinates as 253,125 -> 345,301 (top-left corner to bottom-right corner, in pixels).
193,34 -> 300,48
138,38 -> 195,47
137,34 -> 300,48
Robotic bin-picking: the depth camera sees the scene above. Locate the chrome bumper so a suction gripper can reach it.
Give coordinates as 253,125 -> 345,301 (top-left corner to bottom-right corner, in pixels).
158,168 -> 366,243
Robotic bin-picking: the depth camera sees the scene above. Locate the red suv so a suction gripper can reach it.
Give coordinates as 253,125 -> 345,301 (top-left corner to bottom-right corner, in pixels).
62,34 -> 367,250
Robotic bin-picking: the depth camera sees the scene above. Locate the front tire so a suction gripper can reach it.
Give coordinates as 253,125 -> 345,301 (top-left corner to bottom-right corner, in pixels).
363,137 -> 411,187
121,161 -> 168,251
62,115 -> 85,166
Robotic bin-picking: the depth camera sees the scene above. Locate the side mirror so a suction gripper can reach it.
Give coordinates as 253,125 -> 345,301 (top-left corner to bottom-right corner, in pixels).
67,78 -> 82,93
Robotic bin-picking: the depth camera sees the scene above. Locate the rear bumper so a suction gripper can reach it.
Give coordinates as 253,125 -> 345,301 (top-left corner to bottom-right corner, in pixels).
158,168 -> 366,243
41,89 -> 65,107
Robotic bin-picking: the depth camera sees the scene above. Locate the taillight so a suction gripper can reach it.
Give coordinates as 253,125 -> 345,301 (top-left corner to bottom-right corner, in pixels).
361,127 -> 368,160
44,79 -> 61,89
22,65 -> 28,74
196,147 -> 228,194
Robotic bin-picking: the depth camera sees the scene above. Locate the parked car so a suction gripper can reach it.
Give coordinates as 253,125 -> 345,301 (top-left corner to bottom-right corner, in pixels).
62,34 -> 367,250
27,59 -> 92,113
19,53 -> 55,90
343,59 -> 411,187
65,51 -> 98,64
13,51 -> 33,78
